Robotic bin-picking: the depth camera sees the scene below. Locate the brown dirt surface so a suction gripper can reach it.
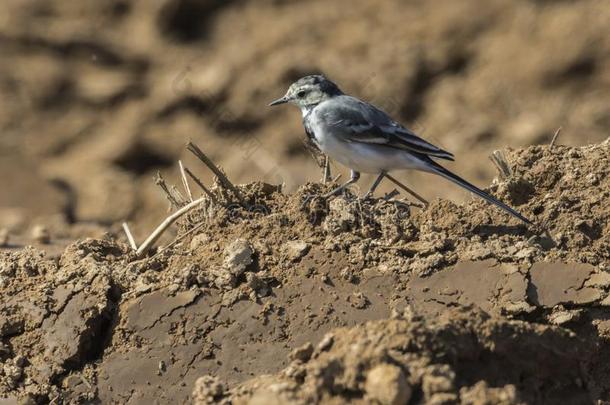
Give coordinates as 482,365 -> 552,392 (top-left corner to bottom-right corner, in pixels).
2,1 -> 610,403
1,0 -> 610,235
0,141 -> 609,404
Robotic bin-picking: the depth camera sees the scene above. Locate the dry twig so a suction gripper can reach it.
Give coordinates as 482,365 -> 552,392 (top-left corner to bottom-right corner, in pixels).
155,220 -> 207,256
178,160 -> 193,202
187,142 -> 245,204
549,127 -> 562,149
384,174 -> 429,207
383,189 -> 400,201
489,150 -> 512,180
122,222 -> 138,251
154,172 -> 186,208
184,167 -> 218,204
136,197 -> 206,258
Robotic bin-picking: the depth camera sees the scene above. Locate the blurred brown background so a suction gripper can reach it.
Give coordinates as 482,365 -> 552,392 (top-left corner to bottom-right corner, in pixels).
1,0 -> 609,238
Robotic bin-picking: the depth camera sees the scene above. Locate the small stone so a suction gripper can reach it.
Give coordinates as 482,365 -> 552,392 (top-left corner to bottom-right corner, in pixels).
192,375 -> 225,405
365,363 -> 411,405
317,333 -> 334,352
289,342 -> 313,362
340,267 -> 357,283
223,239 -> 253,276
31,225 -> 50,244
209,266 -> 235,289
348,292 -> 369,309
283,240 -> 310,261
548,308 -> 581,325
246,272 -> 269,297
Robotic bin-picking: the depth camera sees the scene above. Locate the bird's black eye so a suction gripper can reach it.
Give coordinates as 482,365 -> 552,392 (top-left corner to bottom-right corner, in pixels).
297,90 -> 306,98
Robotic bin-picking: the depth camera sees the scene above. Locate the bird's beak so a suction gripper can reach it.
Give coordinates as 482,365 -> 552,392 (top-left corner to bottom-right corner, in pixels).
268,96 -> 288,106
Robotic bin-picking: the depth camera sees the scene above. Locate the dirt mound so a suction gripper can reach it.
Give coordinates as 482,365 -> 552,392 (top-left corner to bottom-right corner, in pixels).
0,141 -> 609,403
202,308 -> 594,404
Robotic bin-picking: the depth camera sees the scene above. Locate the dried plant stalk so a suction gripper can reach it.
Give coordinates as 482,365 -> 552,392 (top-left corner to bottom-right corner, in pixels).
154,172 -> 186,208
136,197 -> 206,258
384,174 -> 429,207
187,142 -> 245,204
184,167 -> 218,204
122,222 -> 137,251
489,150 -> 512,180
549,127 -> 562,149
178,160 -> 193,202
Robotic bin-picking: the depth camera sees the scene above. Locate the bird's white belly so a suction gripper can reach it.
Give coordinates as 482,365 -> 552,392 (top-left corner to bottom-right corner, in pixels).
316,131 -> 428,174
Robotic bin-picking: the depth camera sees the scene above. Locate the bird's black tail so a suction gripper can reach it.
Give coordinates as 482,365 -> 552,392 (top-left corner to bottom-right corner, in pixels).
425,159 -> 533,225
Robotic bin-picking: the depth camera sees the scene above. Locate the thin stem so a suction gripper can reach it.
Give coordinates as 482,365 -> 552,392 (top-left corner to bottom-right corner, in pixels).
122,222 -> 138,251
384,174 -> 429,207
178,160 -> 193,202
184,167 -> 218,204
549,127 -> 562,149
187,142 -> 245,204
136,197 -> 206,258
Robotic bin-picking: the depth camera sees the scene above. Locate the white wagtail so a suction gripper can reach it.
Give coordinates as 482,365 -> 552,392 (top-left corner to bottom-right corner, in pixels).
269,75 -> 532,225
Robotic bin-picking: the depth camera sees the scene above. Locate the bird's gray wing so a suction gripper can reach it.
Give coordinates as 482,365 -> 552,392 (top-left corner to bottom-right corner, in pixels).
320,96 -> 454,160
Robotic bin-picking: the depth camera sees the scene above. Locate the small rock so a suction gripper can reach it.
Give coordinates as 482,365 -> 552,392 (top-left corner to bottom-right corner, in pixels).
209,266 -> 235,289
32,225 -> 50,244
548,308 -> 582,325
340,267 -> 357,283
246,272 -> 269,297
348,292 -> 369,309
283,240 -> 310,261
289,342 -> 314,362
223,239 -> 253,276
323,198 -> 357,235
365,363 -> 411,405
192,375 -> 225,405
317,333 -> 334,352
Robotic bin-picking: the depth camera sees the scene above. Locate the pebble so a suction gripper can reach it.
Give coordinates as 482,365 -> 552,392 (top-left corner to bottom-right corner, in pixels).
32,225 -> 50,244
223,239 -> 253,276
365,363 -> 411,405
283,240 -> 310,261
289,342 -> 313,362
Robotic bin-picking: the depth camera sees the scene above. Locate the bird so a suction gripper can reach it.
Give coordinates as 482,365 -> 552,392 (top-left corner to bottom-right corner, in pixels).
268,74 -> 532,225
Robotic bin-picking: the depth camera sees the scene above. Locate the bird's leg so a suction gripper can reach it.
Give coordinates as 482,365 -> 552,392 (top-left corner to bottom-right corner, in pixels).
363,172 -> 386,199
323,170 -> 360,198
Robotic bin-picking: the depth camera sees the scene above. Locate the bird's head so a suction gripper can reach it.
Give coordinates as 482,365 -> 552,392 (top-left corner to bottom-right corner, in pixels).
269,75 -> 343,110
